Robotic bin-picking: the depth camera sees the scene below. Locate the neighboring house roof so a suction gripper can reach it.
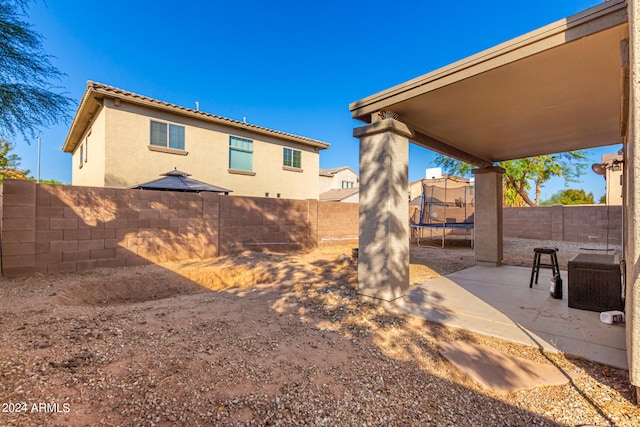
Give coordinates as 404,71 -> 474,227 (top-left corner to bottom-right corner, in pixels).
63,81 -> 331,154
130,169 -> 232,193
319,187 -> 359,201
319,166 -> 358,177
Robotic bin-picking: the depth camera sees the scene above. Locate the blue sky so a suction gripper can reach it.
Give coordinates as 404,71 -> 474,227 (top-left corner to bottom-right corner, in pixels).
14,0 -> 618,201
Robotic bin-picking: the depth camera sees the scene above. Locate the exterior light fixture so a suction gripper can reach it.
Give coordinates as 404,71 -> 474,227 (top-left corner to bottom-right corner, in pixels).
591,159 -> 624,176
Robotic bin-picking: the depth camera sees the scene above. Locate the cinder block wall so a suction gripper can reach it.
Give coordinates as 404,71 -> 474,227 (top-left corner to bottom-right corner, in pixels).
0,180 -> 623,276
0,181 -> 222,276
1,180 -> 36,276
562,205 -> 623,244
503,207 -> 553,240
218,196 -> 316,255
503,205 -> 622,245
317,202 -> 359,246
0,180 -> 360,276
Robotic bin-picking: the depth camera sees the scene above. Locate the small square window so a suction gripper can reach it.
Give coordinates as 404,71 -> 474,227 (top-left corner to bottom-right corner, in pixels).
150,120 -> 185,150
283,147 -> 301,169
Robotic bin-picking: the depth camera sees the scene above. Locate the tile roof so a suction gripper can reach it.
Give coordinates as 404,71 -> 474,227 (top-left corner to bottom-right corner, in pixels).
63,81 -> 331,153
319,187 -> 360,201
319,166 -> 358,177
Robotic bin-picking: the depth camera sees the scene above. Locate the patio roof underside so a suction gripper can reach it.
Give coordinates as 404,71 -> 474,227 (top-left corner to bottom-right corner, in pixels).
350,1 -> 629,165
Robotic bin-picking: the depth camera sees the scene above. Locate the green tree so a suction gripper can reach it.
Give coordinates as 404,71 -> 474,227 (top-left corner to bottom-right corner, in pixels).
543,188 -> 595,205
434,151 -> 589,207
0,138 -> 29,181
0,0 -> 73,139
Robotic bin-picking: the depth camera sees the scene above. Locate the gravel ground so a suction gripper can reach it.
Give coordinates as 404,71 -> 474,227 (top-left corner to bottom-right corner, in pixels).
0,242 -> 638,426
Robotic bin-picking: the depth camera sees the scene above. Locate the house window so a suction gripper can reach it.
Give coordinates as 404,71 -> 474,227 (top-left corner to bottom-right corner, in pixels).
79,144 -> 84,167
283,148 -> 301,169
85,137 -> 88,163
150,120 -> 185,150
342,181 -> 354,189
229,136 -> 253,171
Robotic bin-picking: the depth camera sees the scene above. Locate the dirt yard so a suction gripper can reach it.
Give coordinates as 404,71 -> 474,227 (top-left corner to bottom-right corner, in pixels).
0,240 -> 638,426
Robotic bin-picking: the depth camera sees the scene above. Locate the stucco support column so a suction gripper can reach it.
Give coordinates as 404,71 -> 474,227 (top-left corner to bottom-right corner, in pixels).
472,166 -> 504,266
626,0 -> 640,401
354,118 -> 411,304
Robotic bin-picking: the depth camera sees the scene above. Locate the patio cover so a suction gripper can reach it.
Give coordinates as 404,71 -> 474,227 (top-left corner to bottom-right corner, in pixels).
350,0 -> 628,165
130,169 -> 232,194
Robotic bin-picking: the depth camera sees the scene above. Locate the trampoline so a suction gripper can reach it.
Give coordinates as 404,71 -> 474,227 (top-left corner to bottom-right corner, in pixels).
410,177 -> 475,248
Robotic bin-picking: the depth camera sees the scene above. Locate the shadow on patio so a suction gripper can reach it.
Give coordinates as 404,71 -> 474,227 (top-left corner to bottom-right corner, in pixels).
394,259 -> 627,370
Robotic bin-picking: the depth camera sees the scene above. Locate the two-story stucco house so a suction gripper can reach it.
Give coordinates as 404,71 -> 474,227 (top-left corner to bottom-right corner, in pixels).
62,82 -> 330,199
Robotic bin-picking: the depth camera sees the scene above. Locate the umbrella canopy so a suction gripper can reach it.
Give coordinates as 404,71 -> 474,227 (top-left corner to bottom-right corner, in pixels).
130,169 -> 232,194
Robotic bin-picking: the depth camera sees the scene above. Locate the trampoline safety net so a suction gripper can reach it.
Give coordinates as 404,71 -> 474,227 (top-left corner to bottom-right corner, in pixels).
410,178 -> 475,247
415,179 -> 475,226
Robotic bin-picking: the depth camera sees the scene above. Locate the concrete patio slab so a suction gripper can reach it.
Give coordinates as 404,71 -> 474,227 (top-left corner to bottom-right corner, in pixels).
393,265 -> 627,369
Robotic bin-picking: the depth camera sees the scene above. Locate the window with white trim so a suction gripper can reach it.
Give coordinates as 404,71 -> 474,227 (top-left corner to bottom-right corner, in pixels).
342,181 -> 355,189
283,147 -> 301,169
150,120 -> 185,150
229,136 -> 253,171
